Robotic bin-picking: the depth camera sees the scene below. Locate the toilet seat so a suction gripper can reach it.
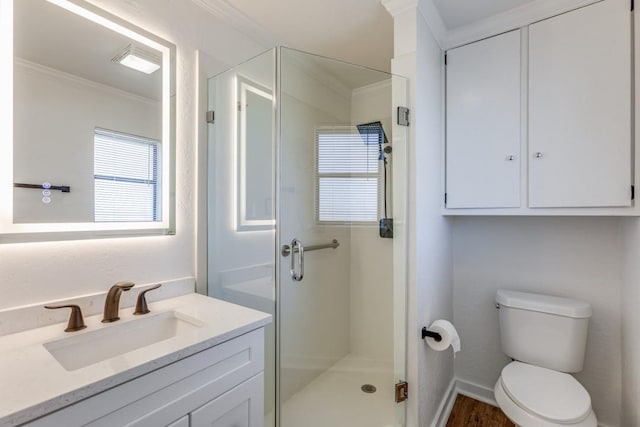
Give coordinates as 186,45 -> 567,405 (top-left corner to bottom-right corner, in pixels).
495,362 -> 597,427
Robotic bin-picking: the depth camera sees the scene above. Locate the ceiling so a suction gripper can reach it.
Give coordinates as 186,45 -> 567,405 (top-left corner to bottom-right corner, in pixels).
211,0 -> 542,72
14,0 -> 162,100
432,0 -> 537,30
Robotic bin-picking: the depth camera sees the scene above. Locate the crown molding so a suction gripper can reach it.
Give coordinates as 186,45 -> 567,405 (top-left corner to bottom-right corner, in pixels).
417,0 -> 447,48
382,0 -> 419,18
191,0 -> 279,48
15,57 -> 159,106
444,0 -> 601,49
383,0 -> 603,52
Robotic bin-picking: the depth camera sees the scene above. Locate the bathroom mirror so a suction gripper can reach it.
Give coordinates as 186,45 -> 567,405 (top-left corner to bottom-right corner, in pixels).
0,0 -> 176,241
236,75 -> 275,231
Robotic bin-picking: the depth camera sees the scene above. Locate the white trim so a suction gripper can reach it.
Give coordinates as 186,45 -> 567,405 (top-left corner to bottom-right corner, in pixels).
15,58 -> 159,106
383,0 -> 604,51
443,0 -> 602,50
381,0 -> 419,17
431,377 -> 456,427
417,0 -> 448,48
455,378 -> 498,406
190,0 -> 278,48
351,79 -> 392,97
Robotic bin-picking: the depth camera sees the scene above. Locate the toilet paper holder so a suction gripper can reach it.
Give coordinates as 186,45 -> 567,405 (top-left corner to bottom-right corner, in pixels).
421,327 -> 442,342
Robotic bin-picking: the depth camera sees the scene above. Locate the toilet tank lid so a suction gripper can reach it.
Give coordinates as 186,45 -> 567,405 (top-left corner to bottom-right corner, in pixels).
496,290 -> 592,318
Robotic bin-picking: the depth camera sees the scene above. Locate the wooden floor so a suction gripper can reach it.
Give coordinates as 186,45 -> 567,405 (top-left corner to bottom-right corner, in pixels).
446,395 -> 515,427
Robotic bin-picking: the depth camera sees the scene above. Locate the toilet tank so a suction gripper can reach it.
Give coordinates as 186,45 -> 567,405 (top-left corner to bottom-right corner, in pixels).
496,289 -> 592,373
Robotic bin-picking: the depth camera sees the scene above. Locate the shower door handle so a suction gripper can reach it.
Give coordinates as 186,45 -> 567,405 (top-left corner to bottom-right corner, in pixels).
287,238 -> 304,281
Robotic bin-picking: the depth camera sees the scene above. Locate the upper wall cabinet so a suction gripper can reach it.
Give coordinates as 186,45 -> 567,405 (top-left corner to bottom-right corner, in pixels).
528,0 -> 631,208
444,0 -> 635,216
446,29 -> 521,209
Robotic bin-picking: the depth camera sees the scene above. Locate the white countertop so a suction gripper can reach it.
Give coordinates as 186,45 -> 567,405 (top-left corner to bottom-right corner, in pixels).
0,293 -> 271,426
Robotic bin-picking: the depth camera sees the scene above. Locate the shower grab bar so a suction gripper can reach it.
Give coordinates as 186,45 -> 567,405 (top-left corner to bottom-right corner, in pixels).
281,239 -> 340,257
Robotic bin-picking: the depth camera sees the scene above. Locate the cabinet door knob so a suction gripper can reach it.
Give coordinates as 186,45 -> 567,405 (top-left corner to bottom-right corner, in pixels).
506,155 -> 515,161
534,152 -> 543,158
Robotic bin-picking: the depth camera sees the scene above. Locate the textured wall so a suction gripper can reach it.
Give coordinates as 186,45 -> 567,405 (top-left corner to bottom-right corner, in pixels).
452,217 -> 622,427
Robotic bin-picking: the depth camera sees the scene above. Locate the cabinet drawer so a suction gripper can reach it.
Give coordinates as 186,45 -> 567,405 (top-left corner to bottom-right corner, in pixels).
190,373 -> 264,427
26,328 -> 264,427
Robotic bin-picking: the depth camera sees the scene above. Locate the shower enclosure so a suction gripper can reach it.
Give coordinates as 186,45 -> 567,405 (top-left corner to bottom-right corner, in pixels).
207,47 -> 408,427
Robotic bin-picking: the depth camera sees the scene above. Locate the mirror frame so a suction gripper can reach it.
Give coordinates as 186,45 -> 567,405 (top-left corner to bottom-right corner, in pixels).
0,0 -> 176,242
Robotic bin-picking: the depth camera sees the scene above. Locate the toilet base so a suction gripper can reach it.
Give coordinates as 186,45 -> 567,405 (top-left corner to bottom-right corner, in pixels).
494,378 -> 597,427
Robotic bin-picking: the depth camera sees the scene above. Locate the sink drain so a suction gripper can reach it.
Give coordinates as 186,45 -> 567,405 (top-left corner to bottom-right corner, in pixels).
361,384 -> 377,393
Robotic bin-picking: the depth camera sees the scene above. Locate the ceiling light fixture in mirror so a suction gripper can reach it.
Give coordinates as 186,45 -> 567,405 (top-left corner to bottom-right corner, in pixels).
0,0 -> 176,242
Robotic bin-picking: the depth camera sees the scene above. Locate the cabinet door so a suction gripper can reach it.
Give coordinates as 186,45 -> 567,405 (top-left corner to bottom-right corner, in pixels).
446,29 -> 521,208
190,373 -> 264,427
529,0 -> 631,207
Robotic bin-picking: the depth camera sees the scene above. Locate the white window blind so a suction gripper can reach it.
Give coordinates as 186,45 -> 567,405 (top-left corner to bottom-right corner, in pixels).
316,126 -> 381,223
94,129 -> 161,222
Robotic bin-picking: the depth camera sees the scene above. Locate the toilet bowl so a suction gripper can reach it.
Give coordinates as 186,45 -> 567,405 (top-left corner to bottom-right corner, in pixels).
494,290 -> 597,427
494,362 -> 597,427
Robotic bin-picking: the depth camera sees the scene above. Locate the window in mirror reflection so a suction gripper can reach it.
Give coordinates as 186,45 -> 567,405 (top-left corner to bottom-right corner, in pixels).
94,129 -> 160,222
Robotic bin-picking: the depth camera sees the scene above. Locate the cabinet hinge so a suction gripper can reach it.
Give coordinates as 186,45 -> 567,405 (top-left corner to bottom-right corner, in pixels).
632,185 -> 635,200
395,381 -> 408,403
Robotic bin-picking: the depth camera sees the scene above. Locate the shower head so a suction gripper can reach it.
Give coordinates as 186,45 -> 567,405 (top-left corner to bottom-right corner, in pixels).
357,121 -> 388,146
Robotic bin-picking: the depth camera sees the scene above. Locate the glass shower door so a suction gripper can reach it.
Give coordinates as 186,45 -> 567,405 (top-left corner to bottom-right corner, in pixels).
277,47 -> 408,427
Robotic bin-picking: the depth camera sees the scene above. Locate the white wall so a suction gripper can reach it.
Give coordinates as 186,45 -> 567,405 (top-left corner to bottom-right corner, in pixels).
349,81 -> 394,362
13,62 -> 160,223
452,217 -> 622,427
0,0 -> 265,309
621,219 -> 640,426
387,4 -> 455,425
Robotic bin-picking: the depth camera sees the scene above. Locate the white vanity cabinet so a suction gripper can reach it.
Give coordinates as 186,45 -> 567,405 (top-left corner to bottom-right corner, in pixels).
444,0 -> 634,215
25,328 -> 265,427
445,29 -> 521,209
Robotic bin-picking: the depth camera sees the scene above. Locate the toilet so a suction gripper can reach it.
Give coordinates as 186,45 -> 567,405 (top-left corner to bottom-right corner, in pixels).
494,289 -> 597,427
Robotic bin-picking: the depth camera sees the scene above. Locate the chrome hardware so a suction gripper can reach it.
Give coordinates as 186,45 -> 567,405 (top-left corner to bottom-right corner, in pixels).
281,239 -> 340,256
534,152 -> 543,158
288,239 -> 304,281
506,155 -> 515,161
496,303 -> 501,309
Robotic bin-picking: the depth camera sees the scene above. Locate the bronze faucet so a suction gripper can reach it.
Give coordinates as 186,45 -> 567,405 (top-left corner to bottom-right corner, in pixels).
102,281 -> 135,323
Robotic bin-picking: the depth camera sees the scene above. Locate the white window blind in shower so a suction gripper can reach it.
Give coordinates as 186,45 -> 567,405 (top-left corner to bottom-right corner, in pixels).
315,126 -> 380,223
94,129 -> 161,222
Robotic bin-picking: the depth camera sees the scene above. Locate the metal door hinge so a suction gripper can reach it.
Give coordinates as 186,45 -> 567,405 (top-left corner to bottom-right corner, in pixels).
395,381 -> 408,403
444,193 -> 448,205
444,53 -> 448,65
632,185 -> 635,200
206,110 -> 215,124
397,106 -> 410,126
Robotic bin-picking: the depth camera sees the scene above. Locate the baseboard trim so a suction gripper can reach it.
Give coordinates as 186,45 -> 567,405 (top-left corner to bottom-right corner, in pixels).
431,378 -> 456,427
455,378 -> 497,406
433,378 -> 498,427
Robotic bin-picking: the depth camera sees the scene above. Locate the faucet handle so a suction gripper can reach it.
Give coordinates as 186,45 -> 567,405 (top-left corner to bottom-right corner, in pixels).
113,281 -> 135,290
134,284 -> 162,315
44,304 -> 87,332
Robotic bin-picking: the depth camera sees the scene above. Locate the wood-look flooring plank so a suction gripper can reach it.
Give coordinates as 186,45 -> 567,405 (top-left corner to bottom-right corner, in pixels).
446,394 -> 515,427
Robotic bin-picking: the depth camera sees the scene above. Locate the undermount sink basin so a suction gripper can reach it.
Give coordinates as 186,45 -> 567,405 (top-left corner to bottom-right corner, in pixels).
43,311 -> 204,371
